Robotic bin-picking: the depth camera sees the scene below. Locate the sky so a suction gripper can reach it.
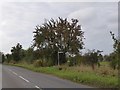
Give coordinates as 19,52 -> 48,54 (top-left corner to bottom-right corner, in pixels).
0,0 -> 118,55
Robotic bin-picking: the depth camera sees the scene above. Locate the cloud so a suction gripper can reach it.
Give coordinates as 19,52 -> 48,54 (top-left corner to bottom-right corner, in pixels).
68,3 -> 118,54
68,7 -> 95,23
0,2 -> 118,55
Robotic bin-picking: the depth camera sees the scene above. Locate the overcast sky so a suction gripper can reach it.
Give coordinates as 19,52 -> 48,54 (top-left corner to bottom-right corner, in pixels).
0,1 -> 118,55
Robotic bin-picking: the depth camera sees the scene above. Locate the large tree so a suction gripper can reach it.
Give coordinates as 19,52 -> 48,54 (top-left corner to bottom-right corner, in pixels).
33,17 -> 84,64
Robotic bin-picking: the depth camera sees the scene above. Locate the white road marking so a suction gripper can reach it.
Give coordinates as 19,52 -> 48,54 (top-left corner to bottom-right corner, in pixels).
9,69 -> 18,75
19,76 -> 30,83
8,69 -> 42,89
35,85 -> 40,89
12,71 -> 18,75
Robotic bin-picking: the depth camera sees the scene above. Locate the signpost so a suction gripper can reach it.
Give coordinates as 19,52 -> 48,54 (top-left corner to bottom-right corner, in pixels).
57,51 -> 63,66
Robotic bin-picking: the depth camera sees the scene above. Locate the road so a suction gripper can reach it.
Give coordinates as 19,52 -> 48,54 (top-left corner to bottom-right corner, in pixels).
2,65 -> 92,89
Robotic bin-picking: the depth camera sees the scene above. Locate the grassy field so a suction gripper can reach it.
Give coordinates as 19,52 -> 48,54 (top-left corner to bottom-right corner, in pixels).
7,61 -> 118,88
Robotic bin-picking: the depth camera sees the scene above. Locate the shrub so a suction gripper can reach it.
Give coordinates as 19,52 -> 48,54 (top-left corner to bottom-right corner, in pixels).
67,57 -> 74,66
9,60 -> 16,64
40,58 -> 54,67
110,59 -> 118,70
46,58 -> 54,66
33,60 -> 43,67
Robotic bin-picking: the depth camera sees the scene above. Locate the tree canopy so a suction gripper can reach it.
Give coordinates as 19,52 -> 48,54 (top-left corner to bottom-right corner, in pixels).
11,43 -> 23,62
33,17 -> 84,64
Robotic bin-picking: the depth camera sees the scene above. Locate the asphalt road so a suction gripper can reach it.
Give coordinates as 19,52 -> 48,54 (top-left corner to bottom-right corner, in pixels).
2,65 -> 92,89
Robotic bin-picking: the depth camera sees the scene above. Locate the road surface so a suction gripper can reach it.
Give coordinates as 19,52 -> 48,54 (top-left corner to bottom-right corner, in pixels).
2,65 -> 92,89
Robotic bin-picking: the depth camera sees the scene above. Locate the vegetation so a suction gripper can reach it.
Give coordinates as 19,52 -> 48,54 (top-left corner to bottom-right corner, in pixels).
33,17 -> 84,65
11,43 -> 23,62
109,31 -> 119,70
83,49 -> 103,70
2,17 -> 119,88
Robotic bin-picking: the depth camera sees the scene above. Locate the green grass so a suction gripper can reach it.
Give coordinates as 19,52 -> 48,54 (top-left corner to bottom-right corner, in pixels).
7,63 -> 118,88
100,61 -> 110,66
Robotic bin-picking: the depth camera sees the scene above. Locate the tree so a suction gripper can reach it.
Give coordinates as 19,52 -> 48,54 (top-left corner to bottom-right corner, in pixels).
2,54 -> 5,63
24,48 -> 33,62
84,49 -> 102,70
110,31 -> 119,69
110,31 -> 119,53
6,54 -> 12,63
0,52 -> 4,63
23,47 -> 40,63
33,17 -> 84,65
11,43 -> 23,62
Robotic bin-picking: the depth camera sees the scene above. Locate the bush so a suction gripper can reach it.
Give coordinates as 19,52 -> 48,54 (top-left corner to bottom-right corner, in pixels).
33,60 -> 43,67
46,58 -> 54,66
18,60 -> 28,65
9,60 -> 16,64
33,58 -> 54,67
110,59 -> 118,70
67,57 -> 75,66
40,58 -> 54,67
